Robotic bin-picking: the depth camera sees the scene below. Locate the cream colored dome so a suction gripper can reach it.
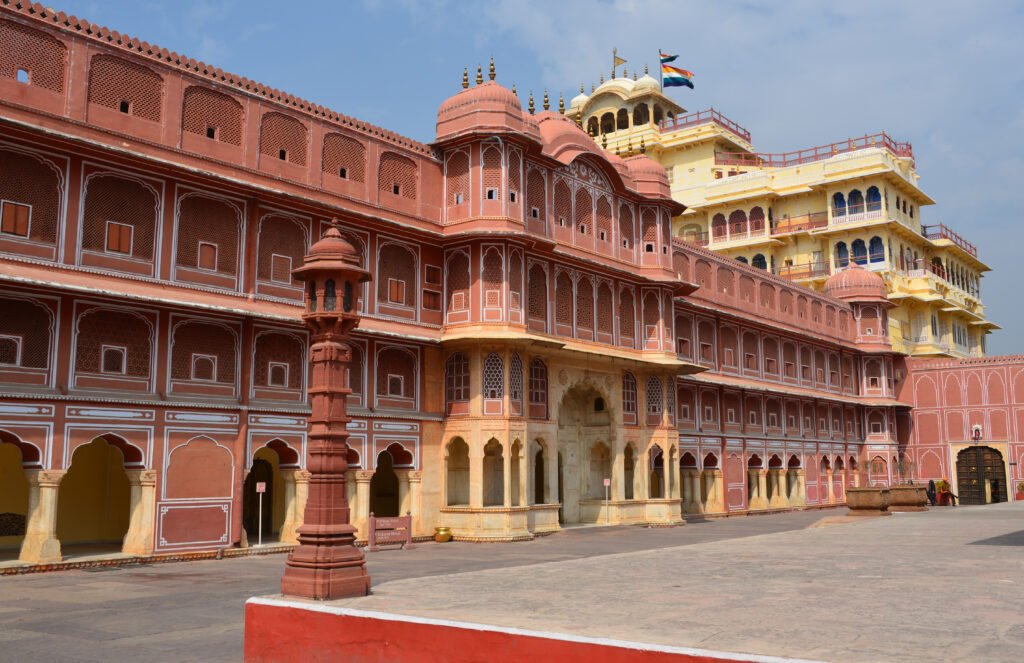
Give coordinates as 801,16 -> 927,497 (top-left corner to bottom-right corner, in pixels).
635,74 -> 660,92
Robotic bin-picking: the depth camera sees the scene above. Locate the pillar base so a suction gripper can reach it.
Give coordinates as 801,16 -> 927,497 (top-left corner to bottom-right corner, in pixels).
18,535 -> 62,564
281,523 -> 370,600
748,498 -> 769,510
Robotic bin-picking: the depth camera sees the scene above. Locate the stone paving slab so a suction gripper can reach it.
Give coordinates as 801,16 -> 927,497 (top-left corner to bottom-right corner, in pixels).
312,502 -> 1024,663
0,510 -> 834,662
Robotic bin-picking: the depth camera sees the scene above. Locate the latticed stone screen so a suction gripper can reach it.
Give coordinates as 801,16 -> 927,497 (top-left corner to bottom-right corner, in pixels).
618,204 -> 634,247
528,264 -> 546,322
257,215 -> 306,284
509,353 -> 524,404
182,86 -> 243,145
555,273 -> 573,326
597,283 -> 614,335
176,194 -> 240,274
482,146 -> 502,197
259,112 -> 307,166
526,169 -> 545,220
482,248 -> 503,308
75,309 -> 151,377
576,277 -> 594,330
377,242 -> 417,307
379,152 -> 417,199
0,298 -> 51,368
596,197 -> 612,241
81,174 -> 158,259
641,209 -> 658,244
508,150 -> 521,200
88,55 -> 163,122
253,332 -> 303,389
446,151 -> 469,204
376,347 -> 415,398
574,189 -> 592,235
508,250 -> 522,309
554,181 -> 571,225
0,148 -> 61,244
644,292 -> 660,340
619,289 -> 635,339
347,343 -> 364,395
0,20 -> 66,92
446,252 -> 469,311
170,321 -> 236,383
322,133 -> 366,182
646,376 -> 663,416
482,352 -> 504,399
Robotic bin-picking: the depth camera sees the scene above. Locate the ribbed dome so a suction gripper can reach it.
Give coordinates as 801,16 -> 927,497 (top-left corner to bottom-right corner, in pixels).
570,91 -> 589,110
823,264 -> 888,302
437,81 -> 522,121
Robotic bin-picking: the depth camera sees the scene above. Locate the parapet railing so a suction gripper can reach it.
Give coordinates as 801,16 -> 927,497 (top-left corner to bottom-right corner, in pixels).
714,132 -> 914,169
659,108 -> 752,143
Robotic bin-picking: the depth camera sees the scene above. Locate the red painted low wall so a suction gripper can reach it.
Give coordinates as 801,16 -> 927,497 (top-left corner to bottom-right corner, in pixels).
244,598 -> 819,663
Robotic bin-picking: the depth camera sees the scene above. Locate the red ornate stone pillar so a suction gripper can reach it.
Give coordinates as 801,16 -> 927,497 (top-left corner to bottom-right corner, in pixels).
280,223 -> 371,600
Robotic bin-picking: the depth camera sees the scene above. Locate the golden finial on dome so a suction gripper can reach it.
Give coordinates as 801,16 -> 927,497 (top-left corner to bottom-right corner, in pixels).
623,67 -> 628,79
601,133 -> 607,149
475,65 -> 483,85
462,68 -> 469,89
579,84 -> 584,94
512,82 -> 517,95
528,91 -> 535,115
627,136 -> 633,154
599,74 -> 604,84
633,71 -> 638,81
640,137 -> 646,153
615,146 -> 621,156
590,83 -> 595,93
644,64 -> 649,75
488,56 -> 495,81
543,90 -> 550,111
558,93 -> 565,114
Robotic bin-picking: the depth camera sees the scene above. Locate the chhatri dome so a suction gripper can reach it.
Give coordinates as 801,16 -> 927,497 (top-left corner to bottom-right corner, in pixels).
823,264 -> 889,303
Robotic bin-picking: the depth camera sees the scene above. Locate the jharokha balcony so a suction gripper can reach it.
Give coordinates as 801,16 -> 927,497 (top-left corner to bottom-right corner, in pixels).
714,132 -> 914,169
659,108 -> 752,144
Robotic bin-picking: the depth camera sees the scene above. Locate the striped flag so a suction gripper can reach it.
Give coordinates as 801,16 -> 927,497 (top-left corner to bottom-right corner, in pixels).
661,64 -> 694,89
659,52 -> 678,64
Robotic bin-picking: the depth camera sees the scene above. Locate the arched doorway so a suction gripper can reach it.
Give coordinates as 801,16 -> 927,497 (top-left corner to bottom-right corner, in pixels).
649,447 -> 664,498
956,446 -> 1007,505
624,445 -> 636,500
532,442 -> 546,505
557,452 -> 564,524
556,383 -> 612,523
243,456 -> 276,544
483,439 -> 504,507
0,439 -> 29,561
56,438 -> 132,556
370,451 -> 400,517
446,438 -> 469,506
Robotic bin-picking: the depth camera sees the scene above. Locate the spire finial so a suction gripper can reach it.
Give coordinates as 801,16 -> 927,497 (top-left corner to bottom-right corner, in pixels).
627,136 -> 632,154
488,56 -> 495,81
475,65 -> 483,85
590,83 -> 595,93
601,133 -> 607,149
462,68 -> 469,89
640,136 -> 646,154
623,67 -> 628,79
580,83 -> 585,94
528,91 -> 535,115
644,63 -> 649,75
633,71 -> 638,81
558,93 -> 565,114
511,82 -> 517,95
599,74 -> 604,84
543,89 -> 550,111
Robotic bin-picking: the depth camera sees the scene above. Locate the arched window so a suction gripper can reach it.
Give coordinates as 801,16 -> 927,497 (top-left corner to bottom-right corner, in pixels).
616,108 -> 629,130
379,152 -> 418,199
868,236 -> 884,263
618,203 -> 634,251
600,112 -> 615,134
446,438 -> 469,506
446,250 -> 470,315
832,192 -> 846,216
555,271 -> 573,331
749,207 -> 765,233
622,372 -> 638,424
851,239 -> 867,265
576,276 -> 594,335
646,376 -> 664,425
510,353 -> 524,414
528,358 -> 548,419
259,112 -> 308,166
376,346 -> 416,404
835,241 -> 849,267
322,133 -> 366,182
751,254 -> 767,270
728,209 -> 747,236
711,213 -> 727,239
445,150 -> 470,206
848,189 -> 864,214
586,117 -> 598,136
182,86 -> 244,146
736,256 -> 749,264
526,168 -> 546,228
575,188 -> 592,237
377,242 -> 417,308
527,263 -> 547,331
633,103 -> 649,125
619,288 -> 636,346
445,352 -> 469,414
866,186 -> 881,212
89,55 -> 163,122
483,352 -> 504,399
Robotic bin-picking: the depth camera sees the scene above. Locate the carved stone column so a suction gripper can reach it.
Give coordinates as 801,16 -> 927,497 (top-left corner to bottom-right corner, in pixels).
407,470 -> 423,536
826,469 -> 836,504
769,470 -> 789,509
353,471 -> 374,541
19,470 -> 65,564
280,224 -> 371,600
122,469 -> 157,555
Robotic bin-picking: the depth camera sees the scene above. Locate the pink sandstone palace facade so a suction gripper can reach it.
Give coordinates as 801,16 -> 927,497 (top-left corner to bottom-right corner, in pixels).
0,2 -> 1020,564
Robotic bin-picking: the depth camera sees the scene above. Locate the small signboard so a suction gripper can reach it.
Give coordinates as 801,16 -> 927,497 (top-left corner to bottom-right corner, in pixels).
256,482 -> 267,493
603,478 -> 611,487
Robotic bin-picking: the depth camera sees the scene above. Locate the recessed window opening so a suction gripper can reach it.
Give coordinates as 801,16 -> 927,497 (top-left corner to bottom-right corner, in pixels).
1,201 -> 31,237
198,242 -> 218,271
119,100 -> 131,114
338,167 -> 348,179
594,397 -> 605,412
101,346 -> 127,374
0,335 -> 22,366
16,69 -> 29,84
278,149 -> 288,161
392,184 -> 401,196
530,207 -> 539,219
206,125 -> 218,140
578,224 -> 587,235
268,362 -> 289,388
387,374 -> 405,396
509,191 -> 517,203
599,230 -> 607,241
191,354 -> 217,381
645,242 -> 655,253
454,192 -> 464,205
486,188 -> 497,200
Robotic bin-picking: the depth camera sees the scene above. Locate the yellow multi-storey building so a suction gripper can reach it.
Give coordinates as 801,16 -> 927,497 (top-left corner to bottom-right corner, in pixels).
565,73 -> 996,358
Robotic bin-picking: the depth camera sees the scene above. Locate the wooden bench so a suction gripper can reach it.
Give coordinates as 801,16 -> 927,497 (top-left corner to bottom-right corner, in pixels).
367,512 -> 414,552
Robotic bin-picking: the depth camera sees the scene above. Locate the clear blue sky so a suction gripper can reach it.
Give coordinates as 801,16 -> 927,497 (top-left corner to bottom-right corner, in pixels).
54,1 -> 1024,354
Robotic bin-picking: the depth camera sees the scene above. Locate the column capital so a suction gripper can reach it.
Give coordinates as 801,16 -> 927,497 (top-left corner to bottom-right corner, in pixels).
407,470 -> 422,483
294,469 -> 312,483
125,469 -> 157,486
25,469 -> 66,488
355,470 -> 375,483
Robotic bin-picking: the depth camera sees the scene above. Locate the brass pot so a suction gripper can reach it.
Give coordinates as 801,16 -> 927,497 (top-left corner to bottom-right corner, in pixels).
434,527 -> 452,543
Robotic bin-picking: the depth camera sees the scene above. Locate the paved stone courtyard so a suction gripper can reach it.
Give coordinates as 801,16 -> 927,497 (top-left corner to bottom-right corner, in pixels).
3,505 -> 1023,662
